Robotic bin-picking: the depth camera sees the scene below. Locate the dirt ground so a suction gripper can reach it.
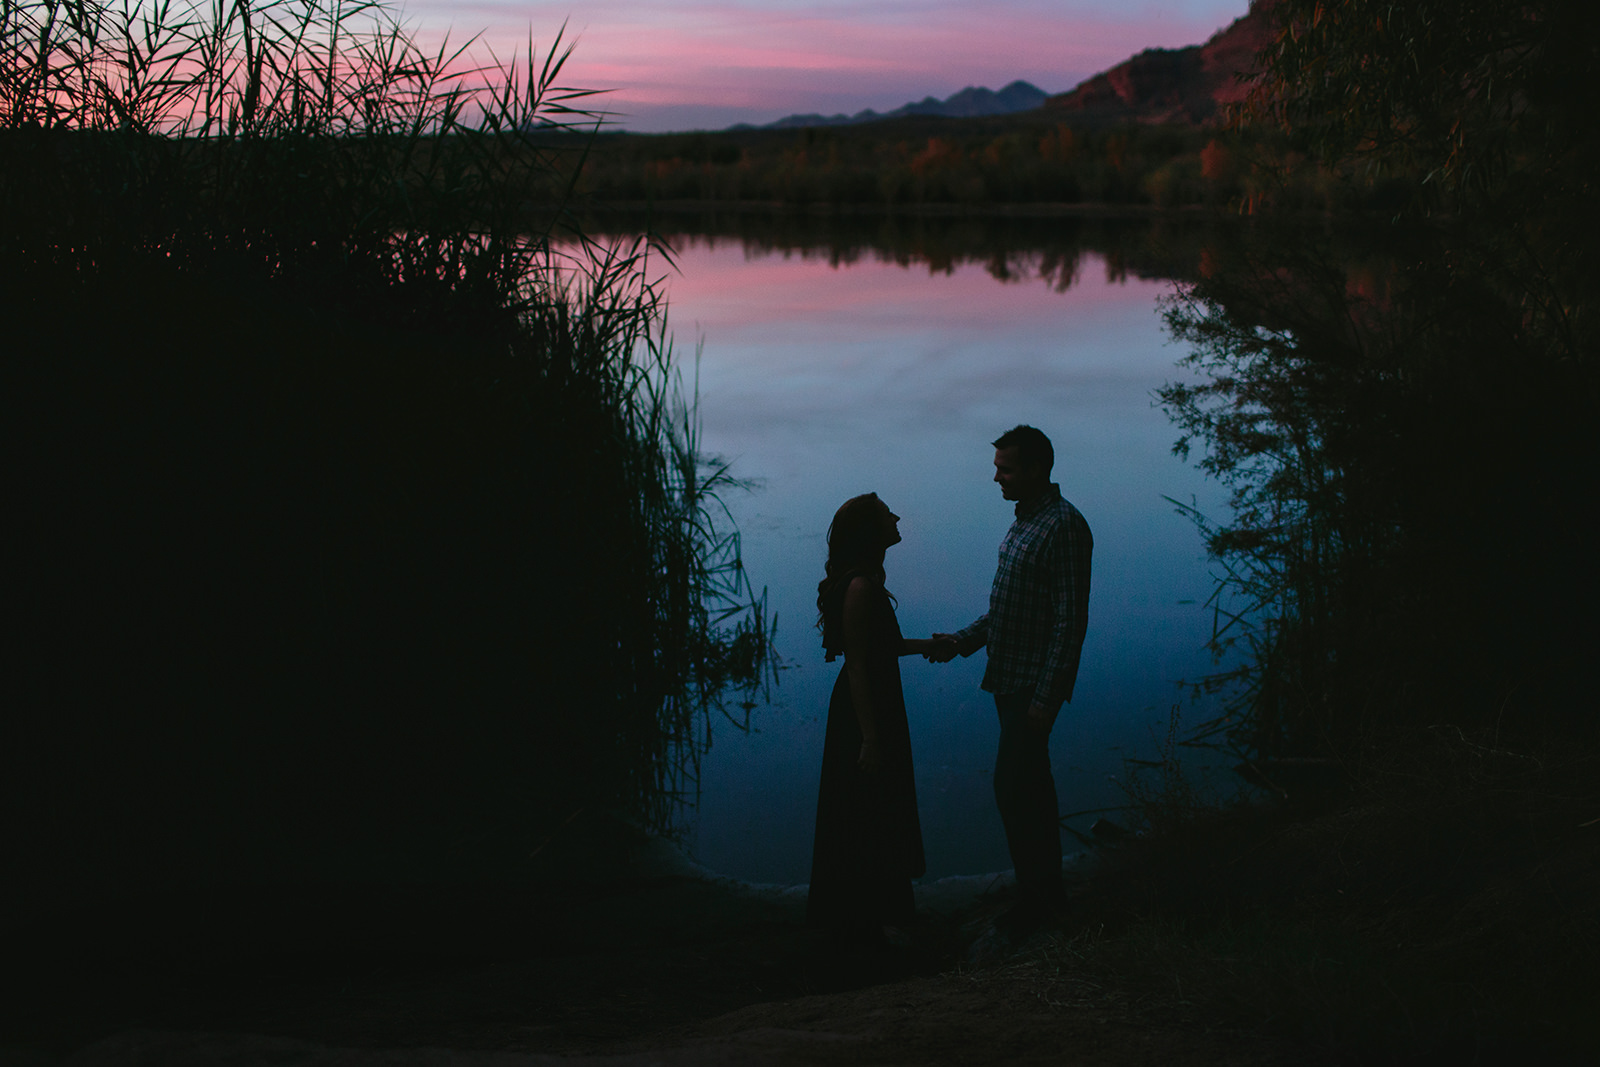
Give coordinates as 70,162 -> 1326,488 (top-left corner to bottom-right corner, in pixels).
2,818 -> 1302,1067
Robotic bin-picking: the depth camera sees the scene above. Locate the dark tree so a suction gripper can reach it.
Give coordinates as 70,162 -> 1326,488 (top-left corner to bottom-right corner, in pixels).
1160,0 -> 1599,759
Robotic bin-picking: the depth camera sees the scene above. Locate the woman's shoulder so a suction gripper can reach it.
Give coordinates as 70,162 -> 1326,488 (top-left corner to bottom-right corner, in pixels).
843,572 -> 885,601
843,573 -> 896,629
842,572 -> 889,616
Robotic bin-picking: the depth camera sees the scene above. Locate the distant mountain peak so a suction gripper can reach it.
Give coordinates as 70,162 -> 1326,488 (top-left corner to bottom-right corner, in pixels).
759,81 -> 1048,130
1043,0 -> 1278,125
738,0 -> 1280,135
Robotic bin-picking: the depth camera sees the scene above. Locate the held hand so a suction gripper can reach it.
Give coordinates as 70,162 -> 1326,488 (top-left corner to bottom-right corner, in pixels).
857,739 -> 882,772
924,633 -> 961,663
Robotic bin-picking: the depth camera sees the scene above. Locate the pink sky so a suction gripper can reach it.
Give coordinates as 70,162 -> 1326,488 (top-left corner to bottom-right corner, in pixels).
406,0 -> 1252,131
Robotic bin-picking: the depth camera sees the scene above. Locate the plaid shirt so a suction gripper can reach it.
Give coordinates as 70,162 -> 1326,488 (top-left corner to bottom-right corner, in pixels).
956,484 -> 1092,705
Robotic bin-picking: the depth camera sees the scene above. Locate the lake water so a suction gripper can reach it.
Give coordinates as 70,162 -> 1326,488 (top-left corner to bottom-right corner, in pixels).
644,225 -> 1231,886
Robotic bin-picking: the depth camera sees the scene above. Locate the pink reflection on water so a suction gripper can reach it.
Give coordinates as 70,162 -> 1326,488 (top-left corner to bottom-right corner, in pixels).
610,232 -> 1230,882
657,234 -> 1162,337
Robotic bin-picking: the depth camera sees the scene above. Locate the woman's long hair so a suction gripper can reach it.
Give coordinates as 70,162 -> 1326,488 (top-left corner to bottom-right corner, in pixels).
817,493 -> 892,661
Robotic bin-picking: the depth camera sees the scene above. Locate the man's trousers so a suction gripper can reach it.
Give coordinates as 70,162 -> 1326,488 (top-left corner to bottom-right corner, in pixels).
993,691 -> 1063,909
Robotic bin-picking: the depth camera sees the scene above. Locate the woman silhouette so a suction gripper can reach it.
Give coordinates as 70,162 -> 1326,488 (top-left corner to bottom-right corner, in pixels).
809,493 -> 936,944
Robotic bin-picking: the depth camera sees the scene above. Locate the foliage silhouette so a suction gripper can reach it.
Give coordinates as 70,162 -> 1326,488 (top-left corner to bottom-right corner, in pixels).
1158,0 -> 1599,761
2,0 -> 770,905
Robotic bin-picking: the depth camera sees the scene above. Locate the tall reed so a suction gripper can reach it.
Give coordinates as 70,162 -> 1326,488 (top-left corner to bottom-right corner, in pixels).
2,0 -> 770,891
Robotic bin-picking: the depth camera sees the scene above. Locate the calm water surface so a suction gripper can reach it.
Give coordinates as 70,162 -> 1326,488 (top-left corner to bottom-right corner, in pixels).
652,233 -> 1228,885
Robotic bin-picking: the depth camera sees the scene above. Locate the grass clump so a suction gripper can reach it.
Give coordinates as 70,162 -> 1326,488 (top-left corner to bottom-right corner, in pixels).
2,0 -> 770,916
1023,732 -> 1600,1062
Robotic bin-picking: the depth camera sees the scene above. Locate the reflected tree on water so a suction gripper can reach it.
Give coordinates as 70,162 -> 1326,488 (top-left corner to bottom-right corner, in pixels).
1158,0 -> 1599,764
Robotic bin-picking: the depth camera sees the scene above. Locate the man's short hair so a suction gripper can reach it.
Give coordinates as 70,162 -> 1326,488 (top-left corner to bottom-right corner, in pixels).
992,425 -> 1054,475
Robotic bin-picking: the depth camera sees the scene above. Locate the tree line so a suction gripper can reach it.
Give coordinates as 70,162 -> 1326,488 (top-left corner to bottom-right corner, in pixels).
552,116 -> 1389,215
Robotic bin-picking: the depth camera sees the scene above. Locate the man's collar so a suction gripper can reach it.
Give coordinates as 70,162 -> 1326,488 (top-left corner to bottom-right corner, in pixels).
1014,482 -> 1061,519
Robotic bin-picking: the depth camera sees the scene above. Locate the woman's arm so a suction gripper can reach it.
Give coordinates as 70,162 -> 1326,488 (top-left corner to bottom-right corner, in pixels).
900,637 -> 937,657
841,577 -> 882,772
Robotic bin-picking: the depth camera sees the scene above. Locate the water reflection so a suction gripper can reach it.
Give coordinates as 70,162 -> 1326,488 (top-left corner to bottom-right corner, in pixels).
647,224 -> 1229,885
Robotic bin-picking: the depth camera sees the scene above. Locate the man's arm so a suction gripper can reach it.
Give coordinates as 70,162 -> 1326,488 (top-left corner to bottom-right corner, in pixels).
933,615 -> 988,660
954,615 -> 987,654
1030,512 -> 1091,727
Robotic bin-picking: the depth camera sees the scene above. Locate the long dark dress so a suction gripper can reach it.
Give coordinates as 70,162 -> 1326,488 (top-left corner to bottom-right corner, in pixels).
807,577 -> 926,935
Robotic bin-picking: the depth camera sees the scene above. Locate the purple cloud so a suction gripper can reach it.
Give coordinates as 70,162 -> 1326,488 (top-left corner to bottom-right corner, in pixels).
404,0 -> 1251,130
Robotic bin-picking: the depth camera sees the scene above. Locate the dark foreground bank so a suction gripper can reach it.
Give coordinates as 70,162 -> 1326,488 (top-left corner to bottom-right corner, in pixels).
6,747 -> 1596,1067
0,811 -> 1286,1067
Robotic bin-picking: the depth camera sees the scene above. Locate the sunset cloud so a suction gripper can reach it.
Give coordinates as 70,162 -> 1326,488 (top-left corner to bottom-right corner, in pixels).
404,0 -> 1251,130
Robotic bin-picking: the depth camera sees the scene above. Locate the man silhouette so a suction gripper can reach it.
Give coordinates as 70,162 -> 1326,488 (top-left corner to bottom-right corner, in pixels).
930,425 -> 1092,933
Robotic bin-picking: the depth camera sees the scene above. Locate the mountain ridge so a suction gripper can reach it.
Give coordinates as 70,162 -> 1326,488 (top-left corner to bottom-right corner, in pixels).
1043,0 -> 1276,124
742,80 -> 1048,131
733,0 -> 1275,132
